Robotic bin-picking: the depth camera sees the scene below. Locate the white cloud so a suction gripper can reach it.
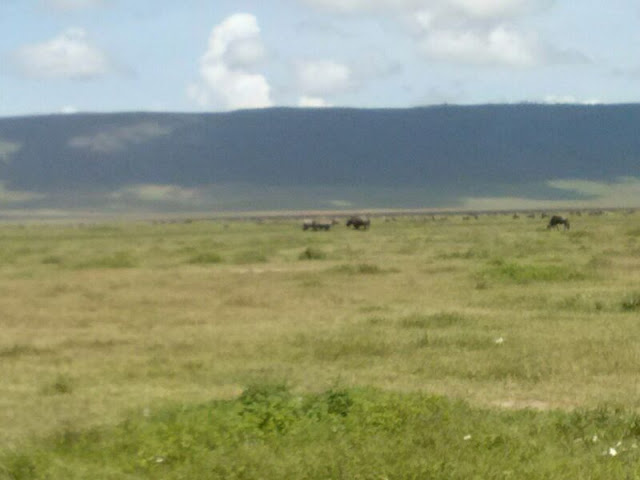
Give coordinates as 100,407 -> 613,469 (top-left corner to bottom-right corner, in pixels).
61,105 -> 79,114
14,28 -> 112,79
297,60 -> 353,96
301,0 -> 423,14
421,26 -> 538,67
188,13 -> 273,111
298,96 -> 332,107
448,0 -> 543,19
301,0 -> 548,16
543,95 -> 601,105
300,0 -> 568,69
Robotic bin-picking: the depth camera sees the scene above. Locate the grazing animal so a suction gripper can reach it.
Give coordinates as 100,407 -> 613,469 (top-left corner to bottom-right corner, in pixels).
302,218 -> 314,231
547,215 -> 570,230
303,218 -> 337,231
346,215 -> 370,230
312,218 -> 333,231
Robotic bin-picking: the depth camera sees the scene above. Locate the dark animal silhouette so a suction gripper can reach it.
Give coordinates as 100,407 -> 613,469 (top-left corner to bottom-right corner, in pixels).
346,215 -> 370,230
303,218 -> 338,231
547,215 -> 570,230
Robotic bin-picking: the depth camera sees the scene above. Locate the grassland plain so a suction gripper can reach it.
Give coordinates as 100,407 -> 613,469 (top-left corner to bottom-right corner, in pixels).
2,211 -> 640,478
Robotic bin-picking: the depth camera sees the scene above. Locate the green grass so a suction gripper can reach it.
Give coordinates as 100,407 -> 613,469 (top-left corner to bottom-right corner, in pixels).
4,385 -> 640,479
1,211 -> 640,477
186,252 -> 223,264
298,246 -> 327,260
484,258 -> 588,283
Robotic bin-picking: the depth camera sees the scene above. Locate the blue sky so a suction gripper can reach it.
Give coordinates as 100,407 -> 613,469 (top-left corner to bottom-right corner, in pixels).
2,0 -> 640,117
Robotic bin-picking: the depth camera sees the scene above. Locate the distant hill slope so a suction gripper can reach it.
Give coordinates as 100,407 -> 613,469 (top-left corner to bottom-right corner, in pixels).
1,104 -> 640,214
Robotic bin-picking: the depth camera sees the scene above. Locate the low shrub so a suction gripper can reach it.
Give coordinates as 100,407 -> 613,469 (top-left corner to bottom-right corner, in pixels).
621,293 -> 640,311
298,247 -> 326,260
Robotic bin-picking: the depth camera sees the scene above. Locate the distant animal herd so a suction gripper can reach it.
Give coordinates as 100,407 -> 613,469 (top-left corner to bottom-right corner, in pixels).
297,210 -> 633,232
302,215 -> 369,231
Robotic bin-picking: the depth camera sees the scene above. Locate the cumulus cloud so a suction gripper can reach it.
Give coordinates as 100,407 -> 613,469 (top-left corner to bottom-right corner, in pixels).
14,28 -> 112,79
297,60 -> 353,96
421,26 -> 538,67
69,122 -> 172,153
412,1 -> 558,68
294,59 -> 353,108
188,13 -> 273,110
299,0 -> 571,69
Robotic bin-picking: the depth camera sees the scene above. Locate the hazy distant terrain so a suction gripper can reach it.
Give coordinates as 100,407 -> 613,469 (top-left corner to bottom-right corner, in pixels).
1,104 -> 640,216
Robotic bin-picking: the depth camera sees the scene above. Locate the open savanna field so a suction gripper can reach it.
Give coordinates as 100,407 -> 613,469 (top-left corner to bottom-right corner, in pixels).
2,210 -> 640,478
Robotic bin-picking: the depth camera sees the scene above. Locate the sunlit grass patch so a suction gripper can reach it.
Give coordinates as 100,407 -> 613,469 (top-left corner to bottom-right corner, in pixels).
187,252 -> 223,264
294,332 -> 393,362
429,332 -> 498,351
436,247 -> 490,260
398,312 -> 471,329
365,316 -> 389,326
587,255 -> 614,270
72,251 -> 137,269
41,255 -> 63,265
0,343 -> 52,358
484,258 -> 588,283
331,263 -> 392,274
232,250 -> 268,264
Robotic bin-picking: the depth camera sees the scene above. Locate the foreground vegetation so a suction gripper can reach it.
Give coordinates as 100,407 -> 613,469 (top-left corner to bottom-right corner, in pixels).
1,210 -> 640,477
6,384 -> 640,479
